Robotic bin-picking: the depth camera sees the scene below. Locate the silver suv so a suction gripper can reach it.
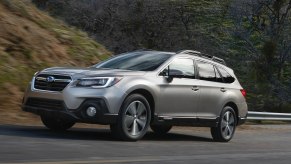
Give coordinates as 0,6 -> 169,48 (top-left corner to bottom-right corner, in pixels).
22,50 -> 248,142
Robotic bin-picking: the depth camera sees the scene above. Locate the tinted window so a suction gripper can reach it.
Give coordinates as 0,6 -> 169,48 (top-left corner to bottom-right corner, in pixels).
162,58 -> 195,79
197,61 -> 216,82
218,67 -> 235,83
95,52 -> 172,71
214,67 -> 223,82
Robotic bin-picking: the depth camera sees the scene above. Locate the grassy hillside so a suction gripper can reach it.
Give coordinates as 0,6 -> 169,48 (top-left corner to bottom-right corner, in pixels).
0,0 -> 111,124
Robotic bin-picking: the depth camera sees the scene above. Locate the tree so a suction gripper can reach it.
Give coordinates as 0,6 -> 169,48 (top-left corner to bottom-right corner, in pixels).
31,0 -> 291,112
229,0 -> 291,111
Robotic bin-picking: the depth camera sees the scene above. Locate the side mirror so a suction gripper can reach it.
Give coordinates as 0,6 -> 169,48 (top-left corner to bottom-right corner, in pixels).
162,66 -> 173,83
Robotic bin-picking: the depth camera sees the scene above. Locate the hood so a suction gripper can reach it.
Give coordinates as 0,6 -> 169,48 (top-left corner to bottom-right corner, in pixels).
40,67 -> 146,79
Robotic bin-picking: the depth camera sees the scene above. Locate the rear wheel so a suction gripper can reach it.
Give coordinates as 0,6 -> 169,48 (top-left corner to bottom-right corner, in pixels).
41,115 -> 75,131
110,94 -> 151,141
211,106 -> 236,142
150,124 -> 172,135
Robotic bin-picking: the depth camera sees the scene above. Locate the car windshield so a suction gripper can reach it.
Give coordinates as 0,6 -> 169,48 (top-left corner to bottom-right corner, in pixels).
95,51 -> 172,71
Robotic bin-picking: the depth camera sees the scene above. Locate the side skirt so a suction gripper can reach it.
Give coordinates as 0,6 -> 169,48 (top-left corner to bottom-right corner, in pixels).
152,115 -> 219,127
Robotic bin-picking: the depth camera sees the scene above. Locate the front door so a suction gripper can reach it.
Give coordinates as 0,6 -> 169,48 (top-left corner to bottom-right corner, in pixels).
156,58 -> 199,118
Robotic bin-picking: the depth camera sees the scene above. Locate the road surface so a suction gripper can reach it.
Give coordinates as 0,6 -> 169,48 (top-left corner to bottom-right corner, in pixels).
1,124 -> 291,164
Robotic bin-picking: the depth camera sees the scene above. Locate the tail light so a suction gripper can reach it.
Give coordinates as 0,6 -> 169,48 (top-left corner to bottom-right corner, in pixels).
240,89 -> 246,97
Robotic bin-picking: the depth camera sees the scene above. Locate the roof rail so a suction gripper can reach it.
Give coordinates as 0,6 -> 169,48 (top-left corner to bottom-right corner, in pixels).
176,50 -> 226,65
133,48 -> 155,52
176,50 -> 202,54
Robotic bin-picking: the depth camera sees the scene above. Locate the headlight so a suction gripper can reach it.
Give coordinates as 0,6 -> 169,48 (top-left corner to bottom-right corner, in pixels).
76,77 -> 122,88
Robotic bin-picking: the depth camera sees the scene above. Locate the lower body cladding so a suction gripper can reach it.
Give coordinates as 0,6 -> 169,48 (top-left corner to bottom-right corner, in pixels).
22,97 -> 247,126
153,115 -> 246,127
22,97 -> 117,124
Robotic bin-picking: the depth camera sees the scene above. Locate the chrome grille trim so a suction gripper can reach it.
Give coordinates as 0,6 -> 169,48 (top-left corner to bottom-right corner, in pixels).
35,76 -> 72,83
33,74 -> 72,91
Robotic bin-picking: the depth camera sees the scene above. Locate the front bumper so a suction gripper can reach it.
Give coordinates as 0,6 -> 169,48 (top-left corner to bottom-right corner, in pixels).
21,78 -> 128,124
22,98 -> 117,124
23,79 -> 127,114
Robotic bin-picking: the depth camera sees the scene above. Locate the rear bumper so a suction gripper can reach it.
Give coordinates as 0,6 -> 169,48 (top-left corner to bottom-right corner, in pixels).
237,101 -> 248,125
22,98 -> 117,124
237,116 -> 247,126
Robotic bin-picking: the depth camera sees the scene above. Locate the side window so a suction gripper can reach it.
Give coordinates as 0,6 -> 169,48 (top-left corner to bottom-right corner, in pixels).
161,58 -> 195,79
217,67 -> 235,83
197,61 -> 216,81
197,61 -> 216,82
214,67 -> 223,83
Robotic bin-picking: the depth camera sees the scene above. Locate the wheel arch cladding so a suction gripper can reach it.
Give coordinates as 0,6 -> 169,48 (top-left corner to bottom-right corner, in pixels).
128,89 -> 155,121
224,102 -> 239,125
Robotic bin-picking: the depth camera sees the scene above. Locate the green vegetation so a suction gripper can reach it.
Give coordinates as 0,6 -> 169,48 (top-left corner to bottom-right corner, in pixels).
0,0 -> 111,123
32,0 -> 290,112
0,0 -> 289,124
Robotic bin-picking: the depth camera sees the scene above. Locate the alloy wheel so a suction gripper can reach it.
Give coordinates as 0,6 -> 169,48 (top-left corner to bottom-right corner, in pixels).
221,111 -> 235,140
124,100 -> 148,136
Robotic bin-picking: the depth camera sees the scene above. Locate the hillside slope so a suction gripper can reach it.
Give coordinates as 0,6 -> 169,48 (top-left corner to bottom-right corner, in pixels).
0,0 -> 111,124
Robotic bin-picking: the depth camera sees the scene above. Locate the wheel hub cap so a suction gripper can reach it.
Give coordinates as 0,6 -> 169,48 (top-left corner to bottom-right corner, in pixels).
221,111 -> 235,140
124,101 -> 147,136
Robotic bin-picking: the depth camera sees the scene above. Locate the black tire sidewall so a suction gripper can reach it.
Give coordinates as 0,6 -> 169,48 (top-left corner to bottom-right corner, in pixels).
211,106 -> 237,142
41,115 -> 75,131
150,124 -> 172,134
219,106 -> 237,141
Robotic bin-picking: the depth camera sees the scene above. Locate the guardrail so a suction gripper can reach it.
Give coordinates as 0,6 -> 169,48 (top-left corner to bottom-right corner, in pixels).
247,111 -> 291,121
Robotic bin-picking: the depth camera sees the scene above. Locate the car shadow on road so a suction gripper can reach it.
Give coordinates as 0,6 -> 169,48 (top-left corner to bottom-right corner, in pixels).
0,124 -> 213,142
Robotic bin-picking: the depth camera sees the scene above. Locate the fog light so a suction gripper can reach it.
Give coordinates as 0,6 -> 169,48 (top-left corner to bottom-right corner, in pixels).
86,107 -> 97,117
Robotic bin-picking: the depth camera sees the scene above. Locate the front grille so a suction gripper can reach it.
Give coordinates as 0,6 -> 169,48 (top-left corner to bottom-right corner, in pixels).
26,98 -> 65,111
34,74 -> 71,91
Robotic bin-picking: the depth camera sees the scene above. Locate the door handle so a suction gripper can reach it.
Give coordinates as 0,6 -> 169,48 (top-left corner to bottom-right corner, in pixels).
191,86 -> 199,91
220,88 -> 227,92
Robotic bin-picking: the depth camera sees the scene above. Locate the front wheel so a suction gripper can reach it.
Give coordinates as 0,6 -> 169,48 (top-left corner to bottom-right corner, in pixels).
111,94 -> 151,141
211,106 -> 237,142
41,115 -> 75,131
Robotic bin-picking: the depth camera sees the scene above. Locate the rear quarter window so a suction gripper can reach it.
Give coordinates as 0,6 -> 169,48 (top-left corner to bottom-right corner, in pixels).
217,67 -> 235,83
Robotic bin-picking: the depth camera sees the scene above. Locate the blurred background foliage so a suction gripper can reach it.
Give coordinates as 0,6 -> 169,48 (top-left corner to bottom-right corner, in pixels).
0,0 -> 110,123
0,0 -> 290,124
32,0 -> 291,112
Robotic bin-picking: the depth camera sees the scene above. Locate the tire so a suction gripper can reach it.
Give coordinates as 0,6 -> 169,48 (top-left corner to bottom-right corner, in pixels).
211,106 -> 237,142
150,124 -> 172,135
110,94 -> 151,141
41,115 -> 75,131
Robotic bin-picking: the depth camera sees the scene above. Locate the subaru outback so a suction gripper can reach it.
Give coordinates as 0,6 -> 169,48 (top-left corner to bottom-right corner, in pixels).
22,50 -> 248,142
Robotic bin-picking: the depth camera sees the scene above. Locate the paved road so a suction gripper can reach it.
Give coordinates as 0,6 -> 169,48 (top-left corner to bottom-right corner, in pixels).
1,124 -> 291,164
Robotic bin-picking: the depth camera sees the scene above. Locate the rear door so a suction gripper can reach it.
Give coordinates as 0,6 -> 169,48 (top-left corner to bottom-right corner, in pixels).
195,60 -> 225,119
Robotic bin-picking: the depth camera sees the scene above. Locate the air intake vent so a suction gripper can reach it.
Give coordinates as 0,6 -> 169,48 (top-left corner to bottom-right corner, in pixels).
26,98 -> 65,111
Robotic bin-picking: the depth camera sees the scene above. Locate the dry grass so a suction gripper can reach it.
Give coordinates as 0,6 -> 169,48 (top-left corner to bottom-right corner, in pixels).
0,0 -> 111,124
